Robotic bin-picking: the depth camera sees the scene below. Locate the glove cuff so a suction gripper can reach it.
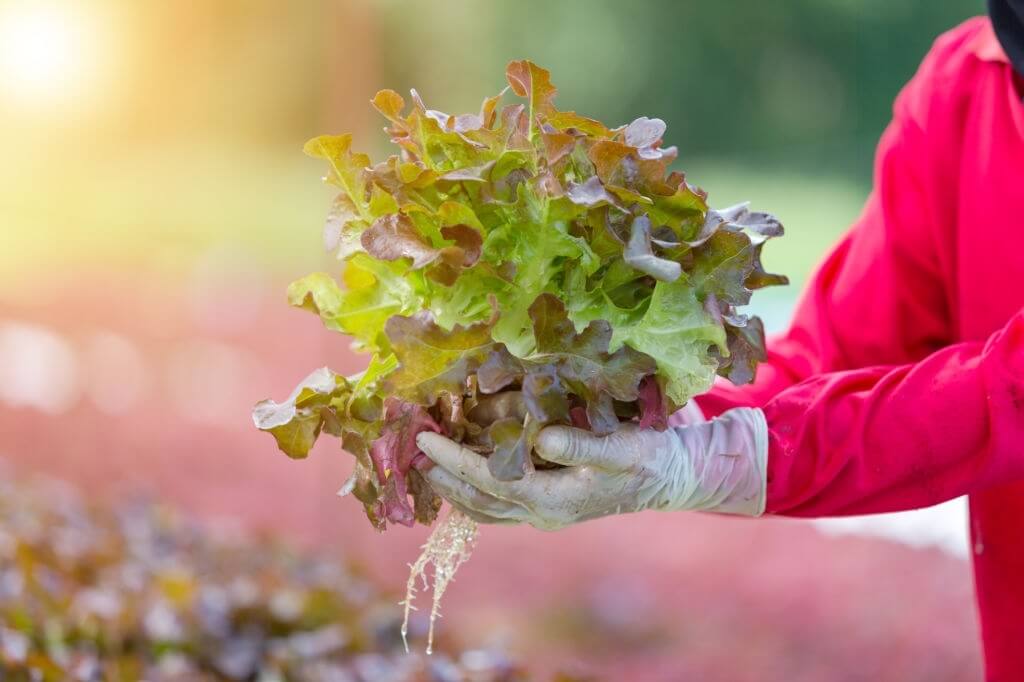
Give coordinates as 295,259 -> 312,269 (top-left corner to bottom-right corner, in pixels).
708,407 -> 768,516
659,407 -> 768,516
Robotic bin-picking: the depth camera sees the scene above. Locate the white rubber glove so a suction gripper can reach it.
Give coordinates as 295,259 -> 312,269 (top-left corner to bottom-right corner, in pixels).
415,406 -> 768,531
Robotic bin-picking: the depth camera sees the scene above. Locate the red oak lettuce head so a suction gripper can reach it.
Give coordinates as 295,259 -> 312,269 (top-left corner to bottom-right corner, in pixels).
253,61 -> 786,529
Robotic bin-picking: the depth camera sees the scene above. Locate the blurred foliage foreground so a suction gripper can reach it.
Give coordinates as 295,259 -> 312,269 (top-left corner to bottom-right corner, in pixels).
0,468 -> 555,682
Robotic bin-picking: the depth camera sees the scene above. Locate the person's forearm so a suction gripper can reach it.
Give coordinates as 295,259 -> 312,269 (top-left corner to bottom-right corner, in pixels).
764,309 -> 1024,517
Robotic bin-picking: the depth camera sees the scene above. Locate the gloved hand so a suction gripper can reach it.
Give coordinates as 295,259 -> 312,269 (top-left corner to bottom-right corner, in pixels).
415,403 -> 768,531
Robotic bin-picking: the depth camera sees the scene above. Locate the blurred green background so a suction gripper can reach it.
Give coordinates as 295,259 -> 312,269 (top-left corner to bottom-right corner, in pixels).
0,0 -> 984,305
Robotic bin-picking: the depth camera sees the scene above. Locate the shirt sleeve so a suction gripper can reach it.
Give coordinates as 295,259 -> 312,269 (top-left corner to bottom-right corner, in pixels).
764,309 -> 1024,515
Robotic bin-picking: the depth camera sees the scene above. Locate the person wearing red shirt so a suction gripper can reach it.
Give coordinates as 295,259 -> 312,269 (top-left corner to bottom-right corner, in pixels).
417,3 -> 1024,678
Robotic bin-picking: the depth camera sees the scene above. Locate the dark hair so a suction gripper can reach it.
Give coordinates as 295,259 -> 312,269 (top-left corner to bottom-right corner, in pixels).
989,0 -> 1024,77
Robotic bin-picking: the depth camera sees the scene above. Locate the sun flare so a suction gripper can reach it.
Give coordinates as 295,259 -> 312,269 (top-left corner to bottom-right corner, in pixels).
0,2 -> 98,104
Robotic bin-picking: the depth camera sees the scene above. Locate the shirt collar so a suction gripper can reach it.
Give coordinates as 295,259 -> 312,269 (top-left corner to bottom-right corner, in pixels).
972,18 -> 1012,64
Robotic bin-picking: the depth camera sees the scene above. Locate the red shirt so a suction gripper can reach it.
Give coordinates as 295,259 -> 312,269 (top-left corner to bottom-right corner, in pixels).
697,17 -> 1024,680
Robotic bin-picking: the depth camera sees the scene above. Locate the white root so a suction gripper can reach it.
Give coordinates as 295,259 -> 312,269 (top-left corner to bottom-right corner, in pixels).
400,507 -> 478,654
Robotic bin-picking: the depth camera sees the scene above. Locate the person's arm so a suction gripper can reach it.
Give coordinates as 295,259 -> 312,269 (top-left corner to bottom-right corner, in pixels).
764,308 -> 1024,516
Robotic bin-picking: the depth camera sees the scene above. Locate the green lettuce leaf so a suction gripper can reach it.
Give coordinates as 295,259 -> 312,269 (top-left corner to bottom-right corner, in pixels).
383,310 -> 498,405
252,368 -> 351,459
612,278 -> 727,407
